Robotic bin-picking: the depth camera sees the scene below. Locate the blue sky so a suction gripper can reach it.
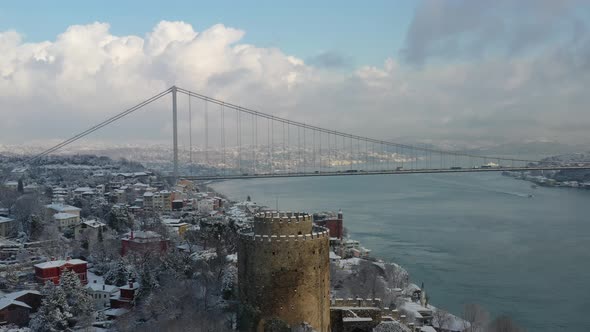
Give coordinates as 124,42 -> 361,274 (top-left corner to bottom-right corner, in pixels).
0,0 -> 416,67
2,0 -> 590,146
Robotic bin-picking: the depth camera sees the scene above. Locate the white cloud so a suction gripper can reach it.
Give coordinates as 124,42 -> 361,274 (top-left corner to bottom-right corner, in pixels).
0,19 -> 589,149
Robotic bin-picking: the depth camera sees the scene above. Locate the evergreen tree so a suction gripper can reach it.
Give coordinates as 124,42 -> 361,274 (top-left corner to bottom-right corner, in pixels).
97,226 -> 103,242
17,179 -> 24,194
137,262 -> 159,301
59,269 -> 93,324
105,259 -> 134,287
4,264 -> 20,289
29,282 -> 72,332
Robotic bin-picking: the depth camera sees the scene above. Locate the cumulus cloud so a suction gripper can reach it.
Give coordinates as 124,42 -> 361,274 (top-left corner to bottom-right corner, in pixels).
0,18 -> 589,149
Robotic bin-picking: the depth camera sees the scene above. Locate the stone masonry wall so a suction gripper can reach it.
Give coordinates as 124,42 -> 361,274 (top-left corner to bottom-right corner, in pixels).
238,225 -> 330,332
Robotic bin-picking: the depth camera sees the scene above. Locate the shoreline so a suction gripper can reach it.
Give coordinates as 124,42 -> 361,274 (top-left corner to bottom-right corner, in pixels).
205,181 -> 468,331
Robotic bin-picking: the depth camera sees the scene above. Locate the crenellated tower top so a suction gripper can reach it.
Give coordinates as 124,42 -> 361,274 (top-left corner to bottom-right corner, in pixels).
252,211 -> 313,236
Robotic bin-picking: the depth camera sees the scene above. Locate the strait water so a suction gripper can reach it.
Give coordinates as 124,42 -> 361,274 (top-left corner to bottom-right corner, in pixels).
211,173 -> 590,331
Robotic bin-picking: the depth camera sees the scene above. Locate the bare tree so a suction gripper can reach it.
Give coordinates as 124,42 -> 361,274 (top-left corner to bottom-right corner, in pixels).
433,308 -> 453,331
463,303 -> 490,332
487,315 -> 524,332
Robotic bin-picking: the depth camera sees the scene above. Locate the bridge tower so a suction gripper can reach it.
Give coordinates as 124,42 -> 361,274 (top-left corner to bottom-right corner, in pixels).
171,86 -> 179,180
238,211 -> 330,331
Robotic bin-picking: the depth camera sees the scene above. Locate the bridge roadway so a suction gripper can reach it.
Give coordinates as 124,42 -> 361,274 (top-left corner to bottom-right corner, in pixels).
179,166 -> 590,181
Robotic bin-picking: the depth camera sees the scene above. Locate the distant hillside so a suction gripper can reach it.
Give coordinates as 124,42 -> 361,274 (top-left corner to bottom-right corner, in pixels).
462,141 -> 586,159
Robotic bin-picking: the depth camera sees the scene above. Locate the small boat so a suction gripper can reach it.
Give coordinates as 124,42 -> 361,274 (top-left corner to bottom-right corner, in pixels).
528,194 -> 534,198
531,184 -> 538,189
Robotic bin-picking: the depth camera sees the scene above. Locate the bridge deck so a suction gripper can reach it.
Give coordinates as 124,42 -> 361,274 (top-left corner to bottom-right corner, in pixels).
179,166 -> 590,181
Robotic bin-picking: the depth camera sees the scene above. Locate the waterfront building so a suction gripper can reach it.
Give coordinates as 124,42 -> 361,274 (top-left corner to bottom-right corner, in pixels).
238,211 -> 330,331
315,210 -> 344,240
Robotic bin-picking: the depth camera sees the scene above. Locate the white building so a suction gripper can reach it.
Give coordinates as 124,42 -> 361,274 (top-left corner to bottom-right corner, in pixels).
73,219 -> 106,243
46,203 -> 81,217
53,213 -> 80,230
86,280 -> 119,309
198,199 -> 215,213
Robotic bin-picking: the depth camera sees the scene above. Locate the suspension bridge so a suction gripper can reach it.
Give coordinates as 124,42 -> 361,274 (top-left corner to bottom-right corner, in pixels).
26,86 -> 590,180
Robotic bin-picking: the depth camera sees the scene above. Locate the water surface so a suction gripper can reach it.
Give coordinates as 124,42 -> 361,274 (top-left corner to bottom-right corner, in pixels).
211,173 -> 590,331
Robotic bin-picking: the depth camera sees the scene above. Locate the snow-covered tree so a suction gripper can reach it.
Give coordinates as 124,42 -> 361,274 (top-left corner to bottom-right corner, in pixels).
59,269 -> 93,324
221,264 -> 237,300
136,260 -> 159,301
373,321 -> 412,332
29,282 -> 72,332
0,326 -> 32,332
104,258 -> 135,287
4,265 -> 20,289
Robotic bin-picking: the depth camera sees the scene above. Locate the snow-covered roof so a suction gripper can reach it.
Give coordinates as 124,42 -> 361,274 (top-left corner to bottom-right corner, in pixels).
104,307 -> 129,317
400,301 -> 432,319
420,327 -> 437,332
46,203 -> 81,212
143,192 -> 154,197
0,216 -> 14,224
343,317 -> 373,322
34,258 -> 87,269
123,231 -> 162,240
329,251 -> 341,260
119,282 -> 139,290
87,283 -> 118,293
0,298 -> 30,311
3,290 -> 41,301
53,212 -> 78,220
162,218 -> 182,225
80,219 -> 105,228
166,223 -> 188,228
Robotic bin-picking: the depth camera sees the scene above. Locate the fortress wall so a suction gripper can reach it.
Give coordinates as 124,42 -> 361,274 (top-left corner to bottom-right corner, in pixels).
238,227 -> 330,331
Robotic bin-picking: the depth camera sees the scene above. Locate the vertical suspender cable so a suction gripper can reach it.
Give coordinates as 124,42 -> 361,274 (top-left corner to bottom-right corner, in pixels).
188,94 -> 192,165
204,99 -> 209,167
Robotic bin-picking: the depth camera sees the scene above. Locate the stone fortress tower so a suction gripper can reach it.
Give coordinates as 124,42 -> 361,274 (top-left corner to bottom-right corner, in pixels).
238,211 -> 330,331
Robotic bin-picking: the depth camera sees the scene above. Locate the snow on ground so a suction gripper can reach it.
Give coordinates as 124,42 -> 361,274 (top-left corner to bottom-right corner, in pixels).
338,257 -> 362,270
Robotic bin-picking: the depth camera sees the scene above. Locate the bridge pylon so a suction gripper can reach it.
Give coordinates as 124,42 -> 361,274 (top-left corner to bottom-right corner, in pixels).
172,86 -> 179,181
